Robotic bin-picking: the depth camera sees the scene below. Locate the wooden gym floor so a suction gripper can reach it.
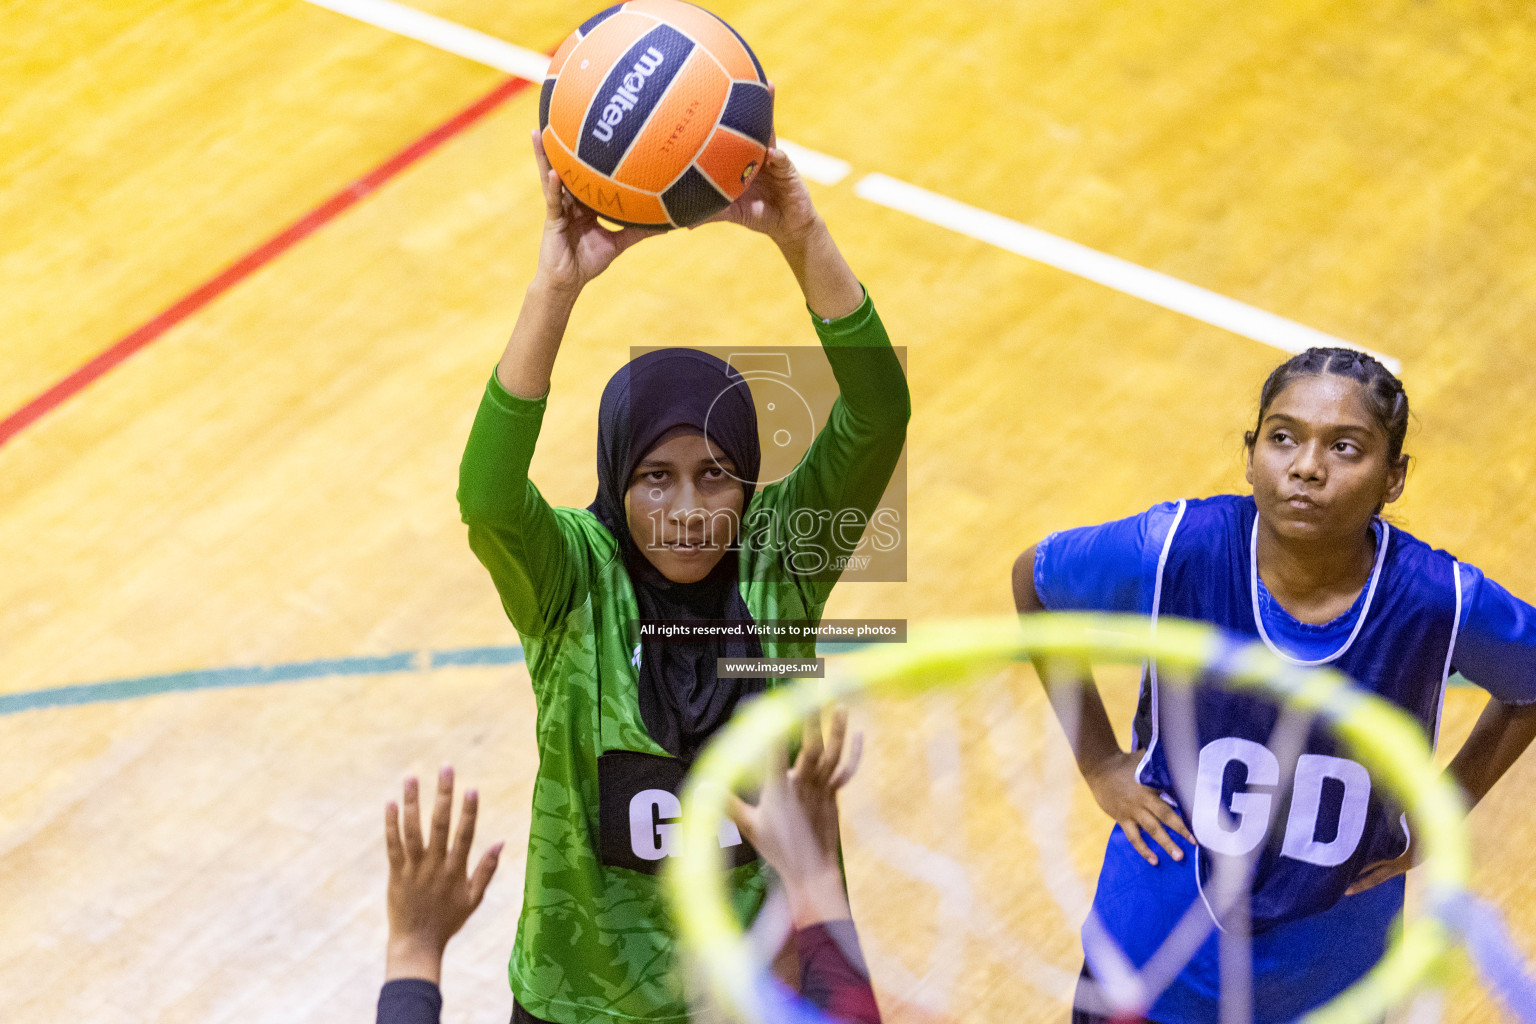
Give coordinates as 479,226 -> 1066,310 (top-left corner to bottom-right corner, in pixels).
4,1 -> 1536,1020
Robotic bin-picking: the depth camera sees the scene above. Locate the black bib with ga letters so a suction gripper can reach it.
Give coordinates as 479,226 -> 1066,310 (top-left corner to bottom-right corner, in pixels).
596,749 -> 758,874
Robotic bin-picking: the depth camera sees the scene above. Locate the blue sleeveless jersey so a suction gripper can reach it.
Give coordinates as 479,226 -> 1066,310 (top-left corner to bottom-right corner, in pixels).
1134,495 -> 1460,929
1033,493 -> 1506,1023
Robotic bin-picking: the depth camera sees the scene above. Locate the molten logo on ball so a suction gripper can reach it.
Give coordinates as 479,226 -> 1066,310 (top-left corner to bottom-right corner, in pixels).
590,46 -> 666,143
540,1 -> 775,228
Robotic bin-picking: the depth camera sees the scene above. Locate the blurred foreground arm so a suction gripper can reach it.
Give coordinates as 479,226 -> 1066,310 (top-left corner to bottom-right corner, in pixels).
728,710 -> 882,1024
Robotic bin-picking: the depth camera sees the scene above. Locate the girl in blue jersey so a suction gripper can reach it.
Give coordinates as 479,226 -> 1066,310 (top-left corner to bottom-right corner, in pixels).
1011,348 -> 1536,1024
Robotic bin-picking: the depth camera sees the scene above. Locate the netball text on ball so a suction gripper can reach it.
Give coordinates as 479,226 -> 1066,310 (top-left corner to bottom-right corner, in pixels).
590,47 -> 666,143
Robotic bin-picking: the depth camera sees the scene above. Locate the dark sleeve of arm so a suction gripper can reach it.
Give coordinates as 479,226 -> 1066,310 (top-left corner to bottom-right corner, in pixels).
1453,566 -> 1536,706
795,921 -> 882,1024
761,290 -> 910,601
376,979 -> 442,1024
457,374 -> 579,637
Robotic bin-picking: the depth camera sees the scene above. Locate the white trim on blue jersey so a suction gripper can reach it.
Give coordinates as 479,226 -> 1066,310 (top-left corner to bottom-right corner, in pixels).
1433,562 -> 1465,748
1135,499 -> 1188,787
1247,517 -> 1390,667
1404,559 -> 1465,855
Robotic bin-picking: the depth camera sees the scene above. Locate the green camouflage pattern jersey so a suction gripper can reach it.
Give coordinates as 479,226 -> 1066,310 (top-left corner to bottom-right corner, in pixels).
457,291 -> 908,1024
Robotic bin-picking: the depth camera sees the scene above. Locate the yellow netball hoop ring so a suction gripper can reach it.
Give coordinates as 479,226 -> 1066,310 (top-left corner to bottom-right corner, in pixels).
665,613 -> 1474,1024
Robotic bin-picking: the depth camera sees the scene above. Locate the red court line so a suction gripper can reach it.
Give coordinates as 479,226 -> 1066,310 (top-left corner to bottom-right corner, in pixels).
0,73 -> 534,451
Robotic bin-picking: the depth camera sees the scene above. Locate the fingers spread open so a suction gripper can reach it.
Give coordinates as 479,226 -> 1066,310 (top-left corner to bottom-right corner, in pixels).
761,739 -> 789,803
384,801 -> 404,871
452,789 -> 480,870
428,765 -> 455,858
531,132 -> 565,215
1121,821 -> 1158,866
1149,798 -> 1195,847
1140,813 -> 1184,862
820,708 -> 849,779
402,776 -> 424,860
544,169 -> 566,219
765,82 -> 777,150
798,713 -> 825,777
469,842 -> 504,908
725,793 -> 759,846
767,736 -> 789,779
829,730 -> 864,791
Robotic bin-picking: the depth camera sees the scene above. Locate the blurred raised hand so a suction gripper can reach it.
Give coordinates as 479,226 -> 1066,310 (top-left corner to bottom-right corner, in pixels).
728,708 -> 863,928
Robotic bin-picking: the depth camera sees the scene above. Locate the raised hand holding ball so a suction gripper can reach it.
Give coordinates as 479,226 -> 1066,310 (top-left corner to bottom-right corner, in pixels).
539,1 -> 773,230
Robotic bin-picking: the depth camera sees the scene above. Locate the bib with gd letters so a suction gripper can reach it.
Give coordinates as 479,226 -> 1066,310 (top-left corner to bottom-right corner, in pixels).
597,748 -> 758,874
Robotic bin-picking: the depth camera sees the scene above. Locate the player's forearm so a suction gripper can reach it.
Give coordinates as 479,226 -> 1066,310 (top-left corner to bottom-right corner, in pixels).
776,217 -> 863,321
384,933 -> 445,985
458,373 -> 576,634
784,866 -> 854,930
495,277 -> 580,400
1013,546 -> 1125,774
814,293 -> 908,427
1012,547 -> 1043,615
774,292 -> 908,579
1044,674 -> 1126,778
1446,697 -> 1536,808
1014,586 -> 1123,772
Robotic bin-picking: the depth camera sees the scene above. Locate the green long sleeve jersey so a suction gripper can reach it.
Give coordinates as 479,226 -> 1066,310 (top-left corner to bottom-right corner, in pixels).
457,290 -> 908,1024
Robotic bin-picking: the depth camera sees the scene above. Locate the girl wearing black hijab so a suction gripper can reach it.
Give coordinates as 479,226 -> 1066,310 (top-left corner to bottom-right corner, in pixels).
457,133 -> 908,1024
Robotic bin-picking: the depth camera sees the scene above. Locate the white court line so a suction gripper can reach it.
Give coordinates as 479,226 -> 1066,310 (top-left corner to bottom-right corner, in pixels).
300,0 -> 1400,371
299,0 -> 852,186
304,0 -> 551,81
855,173 -> 1400,372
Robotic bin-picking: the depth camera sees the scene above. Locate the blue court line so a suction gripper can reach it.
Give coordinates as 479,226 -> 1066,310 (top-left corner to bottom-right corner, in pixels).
430,645 -> 524,668
0,644 -> 1473,717
0,644 -> 527,716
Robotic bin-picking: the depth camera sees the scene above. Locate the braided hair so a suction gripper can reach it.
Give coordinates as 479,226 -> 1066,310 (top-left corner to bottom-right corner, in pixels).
1243,347 -> 1409,464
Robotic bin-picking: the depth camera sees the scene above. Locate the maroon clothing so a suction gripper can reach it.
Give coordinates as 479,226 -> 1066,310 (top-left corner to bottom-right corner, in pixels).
795,920 -> 882,1024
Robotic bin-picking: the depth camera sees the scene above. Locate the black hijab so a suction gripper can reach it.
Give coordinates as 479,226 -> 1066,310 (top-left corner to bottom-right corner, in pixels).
589,349 -> 766,762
